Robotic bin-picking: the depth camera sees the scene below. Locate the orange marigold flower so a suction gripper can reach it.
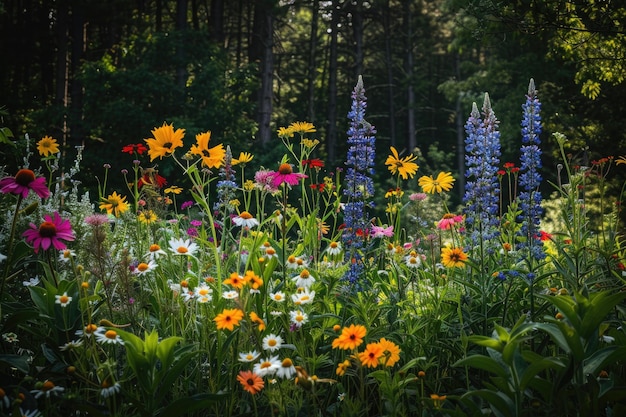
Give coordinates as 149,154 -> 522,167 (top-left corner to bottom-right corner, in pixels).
331,324 -> 367,350
223,272 -> 247,289
214,308 -> 244,331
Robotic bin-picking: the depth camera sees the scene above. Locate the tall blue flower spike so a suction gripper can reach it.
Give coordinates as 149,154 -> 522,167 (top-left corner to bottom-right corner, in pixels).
342,76 -> 376,286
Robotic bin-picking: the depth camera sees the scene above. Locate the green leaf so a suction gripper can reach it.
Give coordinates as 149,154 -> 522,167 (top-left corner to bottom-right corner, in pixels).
0,354 -> 30,374
454,355 -> 508,379
584,346 -> 626,376
461,389 -> 514,417
158,393 -> 226,417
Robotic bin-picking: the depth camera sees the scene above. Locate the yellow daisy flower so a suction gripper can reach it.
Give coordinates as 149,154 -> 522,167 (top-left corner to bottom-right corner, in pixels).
288,121 -> 316,134
99,192 -> 129,217
232,152 -> 254,166
164,186 -> 183,194
440,246 -> 468,268
37,136 -> 60,157
418,172 -> 455,194
190,131 -> 225,168
385,147 -> 419,180
137,210 -> 158,224
144,122 -> 185,161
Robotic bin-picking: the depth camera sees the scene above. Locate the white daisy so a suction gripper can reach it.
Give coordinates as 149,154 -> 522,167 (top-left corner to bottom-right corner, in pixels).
269,291 -> 286,302
95,329 -> 124,345
253,355 -> 281,377
222,290 -> 239,300
58,249 -> 76,263
326,241 -> 342,256
59,339 -> 84,351
194,284 -> 213,303
134,260 -> 158,275
75,324 -> 104,338
289,310 -> 308,328
55,292 -> 73,307
262,333 -> 283,352
238,350 -> 261,362
270,310 -> 283,317
291,288 -> 315,305
232,211 -> 259,228
100,381 -> 121,398
31,380 -> 65,399
276,357 -> 297,379
181,290 -> 196,302
405,254 -> 421,268
147,243 -> 167,260
168,237 -> 198,257
292,269 -> 316,289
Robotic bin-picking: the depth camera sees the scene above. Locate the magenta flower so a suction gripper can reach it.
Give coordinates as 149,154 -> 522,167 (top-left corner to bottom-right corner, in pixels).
23,212 -> 75,253
437,213 -> 464,230
370,225 -> 394,238
270,163 -> 307,187
0,169 -> 50,199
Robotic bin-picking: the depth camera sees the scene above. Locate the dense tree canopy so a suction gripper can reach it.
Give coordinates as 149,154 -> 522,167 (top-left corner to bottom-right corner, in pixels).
1,0 -> 625,199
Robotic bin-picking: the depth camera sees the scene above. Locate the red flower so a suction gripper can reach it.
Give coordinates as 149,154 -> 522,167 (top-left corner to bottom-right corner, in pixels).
302,158 -> 325,169
122,143 -> 148,155
497,170 -> 506,176
138,172 -> 167,189
309,183 -> 326,192
538,231 -> 553,241
503,162 -> 516,169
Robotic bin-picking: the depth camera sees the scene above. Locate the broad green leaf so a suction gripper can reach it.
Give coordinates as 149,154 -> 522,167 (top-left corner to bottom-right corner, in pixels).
454,355 -> 508,379
583,346 -> 626,376
0,354 -> 30,374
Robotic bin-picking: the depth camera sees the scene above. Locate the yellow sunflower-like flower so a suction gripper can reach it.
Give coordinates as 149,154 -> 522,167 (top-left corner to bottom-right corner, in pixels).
137,210 -> 158,224
190,131 -> 225,168
214,308 -> 244,331
616,156 -> 626,166
37,135 -> 60,157
385,147 -> 419,180
99,191 -> 129,217
232,152 -> 254,166
277,126 -> 294,138
164,186 -> 183,194
144,122 -> 185,161
440,246 -> 468,268
419,172 -> 455,194
288,121 -> 316,134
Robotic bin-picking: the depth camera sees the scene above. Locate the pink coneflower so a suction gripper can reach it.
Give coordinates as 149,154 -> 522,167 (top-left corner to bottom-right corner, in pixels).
370,225 -> 394,238
23,212 -> 75,253
408,192 -> 427,202
437,213 -> 464,230
269,163 -> 307,187
84,214 -> 110,226
254,169 -> 279,192
0,169 -> 50,199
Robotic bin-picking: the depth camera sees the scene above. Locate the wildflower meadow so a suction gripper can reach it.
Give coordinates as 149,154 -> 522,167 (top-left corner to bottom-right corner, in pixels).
1,77 -> 625,417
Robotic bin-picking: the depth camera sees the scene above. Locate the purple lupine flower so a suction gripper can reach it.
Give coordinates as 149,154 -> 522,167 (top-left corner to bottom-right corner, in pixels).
517,79 -> 545,263
342,76 -> 376,287
213,146 -> 238,214
463,94 -> 501,252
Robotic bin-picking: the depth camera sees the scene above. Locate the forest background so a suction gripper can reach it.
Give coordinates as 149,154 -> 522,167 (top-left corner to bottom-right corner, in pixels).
1,0 -> 626,208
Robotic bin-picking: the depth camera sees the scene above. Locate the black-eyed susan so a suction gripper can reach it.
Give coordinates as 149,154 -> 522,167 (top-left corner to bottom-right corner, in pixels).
358,342 -> 384,368
144,122 -> 185,161
418,171 -> 455,194
213,308 -> 244,331
441,246 -> 468,268
99,192 -> 129,217
137,210 -> 158,224
37,135 -> 60,157
385,146 -> 419,180
378,338 -> 401,367
331,324 -> 367,350
190,131 -> 225,168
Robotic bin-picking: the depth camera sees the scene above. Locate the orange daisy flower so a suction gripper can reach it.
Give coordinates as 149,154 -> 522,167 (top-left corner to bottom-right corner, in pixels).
378,338 -> 401,367
237,370 -> 264,395
213,308 -> 244,331
331,324 -> 367,350
358,342 -> 384,368
223,272 -> 247,289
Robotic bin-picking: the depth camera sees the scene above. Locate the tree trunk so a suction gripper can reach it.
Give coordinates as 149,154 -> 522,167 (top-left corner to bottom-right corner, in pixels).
404,1 -> 416,152
350,0 -> 363,78
383,0 -> 396,147
327,0 -> 339,164
176,0 -> 188,92
250,1 -> 275,145
55,0 -> 70,143
70,0 -> 86,143
209,0 -> 224,45
307,0 -> 319,123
